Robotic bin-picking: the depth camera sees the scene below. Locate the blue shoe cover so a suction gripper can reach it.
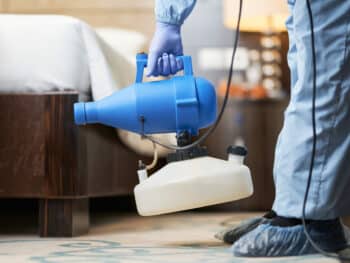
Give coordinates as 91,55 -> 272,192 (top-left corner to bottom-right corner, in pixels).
231,219 -> 348,257
215,211 -> 276,244
215,216 -> 270,244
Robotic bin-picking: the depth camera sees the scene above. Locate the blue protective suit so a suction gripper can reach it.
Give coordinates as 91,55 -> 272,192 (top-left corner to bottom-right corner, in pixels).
154,0 -> 350,257
155,0 -> 350,221
272,0 -> 350,220
155,0 -> 196,25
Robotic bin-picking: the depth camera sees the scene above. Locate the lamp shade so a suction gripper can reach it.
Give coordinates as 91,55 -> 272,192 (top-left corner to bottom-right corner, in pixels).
223,0 -> 289,32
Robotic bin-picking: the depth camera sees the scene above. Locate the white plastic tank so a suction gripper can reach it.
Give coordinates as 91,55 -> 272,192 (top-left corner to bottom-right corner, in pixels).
134,146 -> 253,216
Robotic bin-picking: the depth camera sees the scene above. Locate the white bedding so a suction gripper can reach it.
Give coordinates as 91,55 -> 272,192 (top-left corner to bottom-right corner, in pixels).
0,15 -> 143,101
0,15 -> 175,157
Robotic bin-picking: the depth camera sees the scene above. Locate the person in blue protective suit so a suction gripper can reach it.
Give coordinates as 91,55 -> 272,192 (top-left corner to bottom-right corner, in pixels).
147,0 -> 350,257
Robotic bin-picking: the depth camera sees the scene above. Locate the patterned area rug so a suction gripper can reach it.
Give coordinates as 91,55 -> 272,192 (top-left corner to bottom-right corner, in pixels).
0,212 -> 346,262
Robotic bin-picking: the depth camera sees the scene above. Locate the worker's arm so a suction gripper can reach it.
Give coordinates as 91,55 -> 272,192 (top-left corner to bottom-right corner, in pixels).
147,0 -> 197,77
155,0 -> 196,25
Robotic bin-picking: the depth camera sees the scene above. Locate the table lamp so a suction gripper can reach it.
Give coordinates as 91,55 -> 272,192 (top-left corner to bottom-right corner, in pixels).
223,0 -> 288,97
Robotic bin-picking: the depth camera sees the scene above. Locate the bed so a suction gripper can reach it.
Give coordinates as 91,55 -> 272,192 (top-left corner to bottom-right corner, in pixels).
0,14 -> 169,237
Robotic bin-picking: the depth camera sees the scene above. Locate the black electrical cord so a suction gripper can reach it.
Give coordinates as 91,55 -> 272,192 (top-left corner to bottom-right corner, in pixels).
303,0 -> 350,260
142,0 -> 243,151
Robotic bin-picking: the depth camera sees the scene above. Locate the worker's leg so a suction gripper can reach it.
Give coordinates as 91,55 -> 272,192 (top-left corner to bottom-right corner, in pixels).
233,0 -> 350,256
273,0 -> 350,221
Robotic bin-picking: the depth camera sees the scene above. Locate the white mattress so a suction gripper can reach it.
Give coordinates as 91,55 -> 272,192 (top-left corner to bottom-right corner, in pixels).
0,15 -> 145,101
0,15 -> 175,157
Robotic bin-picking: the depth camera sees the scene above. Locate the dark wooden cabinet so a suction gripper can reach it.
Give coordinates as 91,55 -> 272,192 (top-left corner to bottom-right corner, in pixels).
205,97 -> 289,211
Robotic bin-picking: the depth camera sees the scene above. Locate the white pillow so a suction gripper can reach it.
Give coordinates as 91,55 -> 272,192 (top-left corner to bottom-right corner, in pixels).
96,27 -> 147,65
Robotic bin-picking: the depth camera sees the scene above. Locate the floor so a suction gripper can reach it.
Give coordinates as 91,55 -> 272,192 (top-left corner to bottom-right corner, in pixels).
0,211 -> 346,263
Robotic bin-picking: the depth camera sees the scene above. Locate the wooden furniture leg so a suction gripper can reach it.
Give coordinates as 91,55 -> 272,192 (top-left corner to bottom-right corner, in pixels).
39,198 -> 89,237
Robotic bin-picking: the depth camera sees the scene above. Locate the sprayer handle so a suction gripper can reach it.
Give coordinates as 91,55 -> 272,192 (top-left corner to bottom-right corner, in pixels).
135,53 -> 193,83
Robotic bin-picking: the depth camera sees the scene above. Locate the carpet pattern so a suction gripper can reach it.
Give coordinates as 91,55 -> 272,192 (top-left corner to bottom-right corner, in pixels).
0,212 -> 346,262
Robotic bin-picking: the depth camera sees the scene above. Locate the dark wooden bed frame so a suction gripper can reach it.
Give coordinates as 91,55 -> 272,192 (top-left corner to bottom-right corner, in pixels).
0,92 -> 154,237
1,92 -> 299,237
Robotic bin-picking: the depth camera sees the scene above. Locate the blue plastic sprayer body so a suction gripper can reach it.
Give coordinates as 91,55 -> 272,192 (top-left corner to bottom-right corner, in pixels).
74,53 -> 217,136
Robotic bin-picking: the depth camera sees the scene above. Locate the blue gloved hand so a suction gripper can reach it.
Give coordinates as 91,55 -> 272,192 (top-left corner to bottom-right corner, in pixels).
147,22 -> 184,77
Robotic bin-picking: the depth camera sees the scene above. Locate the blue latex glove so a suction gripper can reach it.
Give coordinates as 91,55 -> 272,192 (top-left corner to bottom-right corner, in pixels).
147,22 -> 184,77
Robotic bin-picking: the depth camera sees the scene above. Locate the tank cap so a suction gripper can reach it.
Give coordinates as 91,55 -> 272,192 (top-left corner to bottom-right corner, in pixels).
227,146 -> 248,156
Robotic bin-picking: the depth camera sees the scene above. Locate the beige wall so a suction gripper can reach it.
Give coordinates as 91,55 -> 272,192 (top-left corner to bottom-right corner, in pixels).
0,0 -> 155,37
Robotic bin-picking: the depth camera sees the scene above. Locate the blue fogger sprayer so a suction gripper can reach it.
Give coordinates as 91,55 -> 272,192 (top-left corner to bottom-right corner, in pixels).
74,53 -> 253,216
